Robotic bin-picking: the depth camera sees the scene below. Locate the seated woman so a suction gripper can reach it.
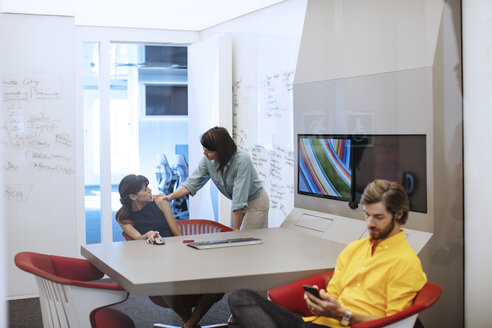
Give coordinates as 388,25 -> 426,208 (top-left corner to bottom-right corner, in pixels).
116,174 -> 222,328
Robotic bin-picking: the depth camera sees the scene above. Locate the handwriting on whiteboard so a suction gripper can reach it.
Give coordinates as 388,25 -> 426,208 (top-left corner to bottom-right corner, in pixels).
249,144 -> 294,217
233,66 -> 295,225
259,71 -> 294,119
4,184 -> 33,201
2,73 -> 73,201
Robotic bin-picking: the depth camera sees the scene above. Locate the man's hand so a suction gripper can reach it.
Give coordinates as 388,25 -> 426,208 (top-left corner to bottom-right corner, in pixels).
304,288 -> 346,320
304,288 -> 381,325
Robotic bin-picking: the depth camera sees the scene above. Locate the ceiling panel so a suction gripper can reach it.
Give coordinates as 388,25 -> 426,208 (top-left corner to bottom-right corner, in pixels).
2,0 -> 286,31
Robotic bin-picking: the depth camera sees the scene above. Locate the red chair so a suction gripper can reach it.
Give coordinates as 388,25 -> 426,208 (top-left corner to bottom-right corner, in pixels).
14,252 -> 135,328
121,219 -> 233,241
268,271 -> 441,328
122,219 -> 232,328
177,219 -> 233,234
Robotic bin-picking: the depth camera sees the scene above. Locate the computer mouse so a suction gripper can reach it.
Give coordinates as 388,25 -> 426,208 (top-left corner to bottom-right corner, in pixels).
153,237 -> 166,245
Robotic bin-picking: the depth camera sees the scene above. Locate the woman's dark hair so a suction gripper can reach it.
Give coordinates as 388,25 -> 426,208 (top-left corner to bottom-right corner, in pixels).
115,174 -> 149,222
200,126 -> 237,172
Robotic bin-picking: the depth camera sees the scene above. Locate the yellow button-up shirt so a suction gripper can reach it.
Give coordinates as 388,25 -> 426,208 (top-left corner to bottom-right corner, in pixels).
304,230 -> 427,328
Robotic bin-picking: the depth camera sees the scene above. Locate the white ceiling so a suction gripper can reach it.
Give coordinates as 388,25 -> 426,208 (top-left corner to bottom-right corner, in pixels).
1,0 -> 286,31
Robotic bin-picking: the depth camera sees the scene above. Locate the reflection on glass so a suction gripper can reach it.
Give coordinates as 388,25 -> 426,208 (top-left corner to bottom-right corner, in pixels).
83,42 -> 101,244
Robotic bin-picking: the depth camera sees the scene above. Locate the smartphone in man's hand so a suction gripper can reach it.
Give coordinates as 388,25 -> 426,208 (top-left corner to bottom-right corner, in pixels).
302,284 -> 320,298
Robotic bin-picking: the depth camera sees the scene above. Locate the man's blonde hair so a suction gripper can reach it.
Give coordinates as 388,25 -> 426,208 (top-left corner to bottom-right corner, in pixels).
361,179 -> 410,224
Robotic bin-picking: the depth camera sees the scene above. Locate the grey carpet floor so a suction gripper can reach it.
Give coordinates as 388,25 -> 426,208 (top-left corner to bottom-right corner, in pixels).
9,293 -> 232,328
113,294 -> 232,327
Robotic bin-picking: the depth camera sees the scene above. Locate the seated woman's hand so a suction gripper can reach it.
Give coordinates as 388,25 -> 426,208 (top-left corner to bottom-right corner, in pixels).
143,230 -> 161,243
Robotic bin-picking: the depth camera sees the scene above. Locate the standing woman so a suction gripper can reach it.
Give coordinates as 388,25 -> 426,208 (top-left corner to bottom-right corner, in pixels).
165,126 -> 269,230
116,174 -> 222,328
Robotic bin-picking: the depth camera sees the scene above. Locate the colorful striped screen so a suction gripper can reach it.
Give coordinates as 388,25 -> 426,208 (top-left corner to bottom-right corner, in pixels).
298,136 -> 352,200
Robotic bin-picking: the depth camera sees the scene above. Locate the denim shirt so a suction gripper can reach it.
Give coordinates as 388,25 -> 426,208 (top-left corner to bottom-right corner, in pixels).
182,149 -> 264,211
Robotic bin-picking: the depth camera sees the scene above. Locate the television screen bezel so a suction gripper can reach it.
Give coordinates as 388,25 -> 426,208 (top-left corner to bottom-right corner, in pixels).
297,134 -> 354,202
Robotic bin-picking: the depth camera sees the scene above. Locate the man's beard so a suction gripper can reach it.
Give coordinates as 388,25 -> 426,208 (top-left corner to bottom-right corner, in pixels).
369,216 -> 396,240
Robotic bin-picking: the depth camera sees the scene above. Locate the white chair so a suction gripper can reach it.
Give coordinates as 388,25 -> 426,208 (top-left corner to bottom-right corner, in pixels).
14,251 -> 135,328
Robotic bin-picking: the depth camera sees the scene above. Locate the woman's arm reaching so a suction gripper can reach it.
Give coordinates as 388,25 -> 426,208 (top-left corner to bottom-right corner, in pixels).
118,220 -> 161,243
161,185 -> 190,202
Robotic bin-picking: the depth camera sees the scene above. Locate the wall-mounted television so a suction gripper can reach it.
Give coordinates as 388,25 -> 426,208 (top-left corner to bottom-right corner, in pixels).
352,134 -> 427,213
297,134 -> 427,213
298,135 -> 353,201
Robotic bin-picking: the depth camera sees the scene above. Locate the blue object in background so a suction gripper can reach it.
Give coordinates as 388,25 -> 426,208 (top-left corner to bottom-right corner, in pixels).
210,183 -> 219,221
175,144 -> 189,164
85,185 -> 125,244
404,171 -> 415,194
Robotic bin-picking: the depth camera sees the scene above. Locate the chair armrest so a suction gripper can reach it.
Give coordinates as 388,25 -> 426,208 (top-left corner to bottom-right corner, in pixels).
352,305 -> 424,328
268,271 -> 334,317
50,255 -> 105,281
71,280 -> 126,290
352,282 -> 442,328
122,232 -> 133,241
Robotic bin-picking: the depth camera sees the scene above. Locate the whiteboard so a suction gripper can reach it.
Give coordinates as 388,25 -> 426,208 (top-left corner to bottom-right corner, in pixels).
1,14 -> 76,297
232,35 -> 298,227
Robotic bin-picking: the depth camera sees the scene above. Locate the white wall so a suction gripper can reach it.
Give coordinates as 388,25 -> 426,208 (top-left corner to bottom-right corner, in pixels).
0,8 -> 7,327
463,1 -> 492,326
295,0 -> 442,83
2,14 -> 78,298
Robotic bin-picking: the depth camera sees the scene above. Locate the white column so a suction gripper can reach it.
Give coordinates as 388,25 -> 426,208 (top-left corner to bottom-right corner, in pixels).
463,1 -> 492,326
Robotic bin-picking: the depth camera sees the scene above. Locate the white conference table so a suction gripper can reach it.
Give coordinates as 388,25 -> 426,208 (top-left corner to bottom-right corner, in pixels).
81,227 -> 346,296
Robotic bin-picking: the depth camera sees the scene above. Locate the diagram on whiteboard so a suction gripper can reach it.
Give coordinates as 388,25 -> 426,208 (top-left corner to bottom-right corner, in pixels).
1,73 -> 74,201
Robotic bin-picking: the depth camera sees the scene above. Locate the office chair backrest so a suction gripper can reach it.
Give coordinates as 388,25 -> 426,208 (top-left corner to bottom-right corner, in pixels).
174,154 -> 189,180
178,219 -> 232,235
155,153 -> 177,194
122,219 -> 232,241
14,251 -> 134,328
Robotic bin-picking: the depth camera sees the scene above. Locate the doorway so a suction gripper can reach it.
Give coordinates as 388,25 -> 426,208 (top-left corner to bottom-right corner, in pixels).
82,42 -> 189,244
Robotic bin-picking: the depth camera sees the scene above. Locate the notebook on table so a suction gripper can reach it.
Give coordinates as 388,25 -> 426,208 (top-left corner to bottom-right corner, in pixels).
186,237 -> 262,250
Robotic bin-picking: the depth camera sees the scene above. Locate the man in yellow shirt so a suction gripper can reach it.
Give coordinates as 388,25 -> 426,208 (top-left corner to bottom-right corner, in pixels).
228,179 -> 427,327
